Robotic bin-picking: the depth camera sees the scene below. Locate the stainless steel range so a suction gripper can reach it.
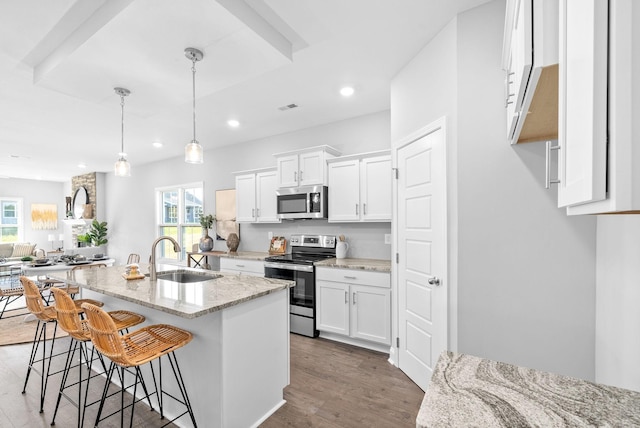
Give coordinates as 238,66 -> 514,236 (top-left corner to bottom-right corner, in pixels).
264,234 -> 336,337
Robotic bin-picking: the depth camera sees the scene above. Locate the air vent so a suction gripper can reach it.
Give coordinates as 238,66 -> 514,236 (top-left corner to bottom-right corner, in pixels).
278,103 -> 299,111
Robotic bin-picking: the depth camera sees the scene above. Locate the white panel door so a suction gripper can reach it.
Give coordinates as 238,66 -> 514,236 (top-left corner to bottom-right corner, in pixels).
328,160 -> 360,222
361,155 -> 392,221
256,170 -> 280,223
235,174 -> 256,222
396,121 -> 447,391
558,0 -> 608,207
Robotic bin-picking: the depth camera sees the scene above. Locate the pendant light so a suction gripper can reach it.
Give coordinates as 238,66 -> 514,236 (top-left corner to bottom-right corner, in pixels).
114,87 -> 131,177
184,47 -> 204,164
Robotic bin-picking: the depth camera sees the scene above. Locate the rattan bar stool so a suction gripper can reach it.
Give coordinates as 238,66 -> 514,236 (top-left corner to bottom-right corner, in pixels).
49,287 -> 146,427
81,302 -> 197,428
20,276 -> 104,413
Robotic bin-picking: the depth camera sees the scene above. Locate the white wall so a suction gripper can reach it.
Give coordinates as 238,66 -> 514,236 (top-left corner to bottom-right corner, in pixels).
0,178 -> 65,250
596,216 -> 640,391
391,0 -> 597,380
104,111 -> 392,264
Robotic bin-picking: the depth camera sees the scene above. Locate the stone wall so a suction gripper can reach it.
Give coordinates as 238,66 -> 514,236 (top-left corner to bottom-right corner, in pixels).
70,172 -> 97,248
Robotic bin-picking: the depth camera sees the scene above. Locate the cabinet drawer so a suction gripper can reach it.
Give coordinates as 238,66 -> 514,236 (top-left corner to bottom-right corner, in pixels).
316,267 -> 389,288
220,258 -> 264,276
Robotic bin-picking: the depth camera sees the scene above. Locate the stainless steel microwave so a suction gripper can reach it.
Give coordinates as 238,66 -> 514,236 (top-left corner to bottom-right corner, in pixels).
276,185 -> 328,220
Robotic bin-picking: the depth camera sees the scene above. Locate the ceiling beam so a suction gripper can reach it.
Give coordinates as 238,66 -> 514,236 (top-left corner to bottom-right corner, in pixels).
214,0 -> 293,61
30,0 -> 135,84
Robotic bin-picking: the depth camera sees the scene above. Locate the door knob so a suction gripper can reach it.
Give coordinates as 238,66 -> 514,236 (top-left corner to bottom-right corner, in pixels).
428,276 -> 441,286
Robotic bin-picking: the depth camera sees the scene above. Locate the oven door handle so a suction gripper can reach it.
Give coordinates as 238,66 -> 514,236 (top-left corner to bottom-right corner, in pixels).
264,262 -> 314,273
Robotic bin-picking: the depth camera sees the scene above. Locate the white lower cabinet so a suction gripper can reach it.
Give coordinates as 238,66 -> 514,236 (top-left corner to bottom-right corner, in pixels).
220,258 -> 264,277
316,267 -> 391,350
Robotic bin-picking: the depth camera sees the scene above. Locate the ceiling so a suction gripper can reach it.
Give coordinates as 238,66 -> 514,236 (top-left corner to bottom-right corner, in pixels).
0,0 -> 491,182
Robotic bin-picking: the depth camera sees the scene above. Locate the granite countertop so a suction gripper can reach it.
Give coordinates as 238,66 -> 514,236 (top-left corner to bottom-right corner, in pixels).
417,351 -> 640,427
219,251 -> 270,261
48,263 -> 293,319
314,257 -> 391,272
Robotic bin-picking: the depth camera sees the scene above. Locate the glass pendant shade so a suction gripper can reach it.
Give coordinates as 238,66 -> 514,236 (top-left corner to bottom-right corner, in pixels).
114,156 -> 131,176
185,140 -> 203,163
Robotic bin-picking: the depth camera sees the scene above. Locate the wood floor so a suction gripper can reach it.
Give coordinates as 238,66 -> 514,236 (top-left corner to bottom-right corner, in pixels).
261,334 -> 424,428
0,332 -> 424,427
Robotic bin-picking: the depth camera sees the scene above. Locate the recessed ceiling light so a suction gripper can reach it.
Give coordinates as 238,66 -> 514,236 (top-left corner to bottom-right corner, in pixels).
152,141 -> 163,148
227,119 -> 240,128
340,86 -> 355,97
78,163 -> 86,169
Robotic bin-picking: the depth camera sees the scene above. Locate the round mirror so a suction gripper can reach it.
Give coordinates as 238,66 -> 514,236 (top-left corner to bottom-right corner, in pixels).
72,187 -> 89,219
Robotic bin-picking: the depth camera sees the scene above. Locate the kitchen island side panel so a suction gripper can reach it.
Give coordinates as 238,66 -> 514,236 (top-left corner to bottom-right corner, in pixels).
81,287 -> 289,427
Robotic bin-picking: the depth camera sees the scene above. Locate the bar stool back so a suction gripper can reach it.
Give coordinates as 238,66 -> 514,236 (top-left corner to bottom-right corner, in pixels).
82,302 -> 197,427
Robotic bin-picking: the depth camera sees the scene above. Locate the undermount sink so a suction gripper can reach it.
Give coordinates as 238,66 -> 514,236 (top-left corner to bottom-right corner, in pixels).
154,270 -> 221,283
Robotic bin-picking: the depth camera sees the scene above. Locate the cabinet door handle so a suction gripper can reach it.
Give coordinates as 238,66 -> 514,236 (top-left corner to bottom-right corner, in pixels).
545,140 -> 561,189
355,204 -> 359,215
353,292 -> 356,305
294,171 -> 297,182
236,264 -> 245,268
299,170 -> 303,181
345,290 -> 348,304
363,203 -> 367,215
344,275 -> 357,280
252,208 -> 255,217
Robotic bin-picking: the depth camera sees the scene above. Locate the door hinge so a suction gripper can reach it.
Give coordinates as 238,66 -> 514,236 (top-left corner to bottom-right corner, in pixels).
392,168 -> 398,179
396,337 -> 400,348
395,253 -> 399,263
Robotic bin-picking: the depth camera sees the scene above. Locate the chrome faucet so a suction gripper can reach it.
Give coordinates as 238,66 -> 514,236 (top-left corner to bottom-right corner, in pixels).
149,236 -> 181,281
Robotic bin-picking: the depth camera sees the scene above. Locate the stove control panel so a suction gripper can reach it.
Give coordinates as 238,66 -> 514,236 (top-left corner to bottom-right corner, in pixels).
290,234 -> 336,248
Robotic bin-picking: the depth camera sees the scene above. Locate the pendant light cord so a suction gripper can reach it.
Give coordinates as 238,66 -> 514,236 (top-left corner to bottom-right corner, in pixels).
192,59 -> 197,142
120,93 -> 125,155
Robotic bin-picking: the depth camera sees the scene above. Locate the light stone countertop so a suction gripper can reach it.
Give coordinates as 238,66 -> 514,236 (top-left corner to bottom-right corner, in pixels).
219,251 -> 270,261
48,263 -> 293,319
314,258 -> 391,272
417,351 -> 640,427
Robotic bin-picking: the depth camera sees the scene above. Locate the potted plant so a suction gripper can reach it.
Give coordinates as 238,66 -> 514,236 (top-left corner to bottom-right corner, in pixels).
88,219 -> 108,247
77,233 -> 92,247
198,214 -> 216,252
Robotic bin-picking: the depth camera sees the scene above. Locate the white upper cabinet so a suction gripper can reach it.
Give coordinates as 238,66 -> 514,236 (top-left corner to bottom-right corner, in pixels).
274,145 -> 340,188
502,0 -> 559,144
562,0 -> 640,214
234,168 -> 281,223
328,151 -> 391,223
557,0 -> 608,208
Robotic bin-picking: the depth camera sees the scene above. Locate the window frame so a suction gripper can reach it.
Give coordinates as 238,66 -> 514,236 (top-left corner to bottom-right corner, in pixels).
155,182 -> 204,262
0,197 -> 24,243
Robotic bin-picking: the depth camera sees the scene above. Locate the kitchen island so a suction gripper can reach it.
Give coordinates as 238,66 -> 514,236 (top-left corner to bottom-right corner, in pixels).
49,264 -> 293,428
417,351 -> 640,427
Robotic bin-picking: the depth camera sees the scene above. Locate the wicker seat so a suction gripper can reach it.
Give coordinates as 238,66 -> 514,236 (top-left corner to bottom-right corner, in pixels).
20,276 -> 103,413
82,302 -> 197,427
49,287 -> 145,427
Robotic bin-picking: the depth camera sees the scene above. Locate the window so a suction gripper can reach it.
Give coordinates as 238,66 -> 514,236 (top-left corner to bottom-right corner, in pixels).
156,183 -> 204,261
0,198 -> 23,243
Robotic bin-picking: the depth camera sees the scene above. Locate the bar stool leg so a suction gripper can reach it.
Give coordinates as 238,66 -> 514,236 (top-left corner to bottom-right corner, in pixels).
22,319 -> 58,413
